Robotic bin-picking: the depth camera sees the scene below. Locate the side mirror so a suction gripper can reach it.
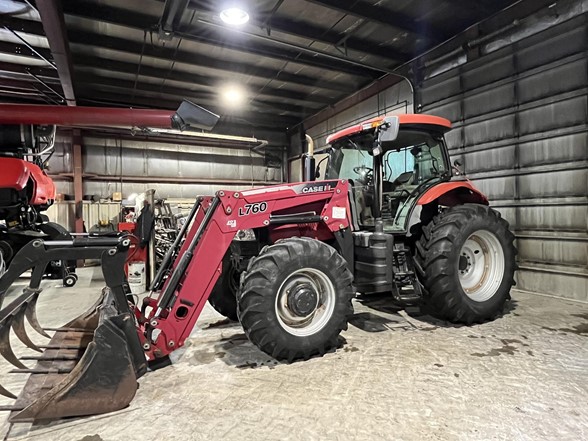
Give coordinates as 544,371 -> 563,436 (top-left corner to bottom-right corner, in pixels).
452,159 -> 464,176
172,100 -> 219,131
378,116 -> 400,143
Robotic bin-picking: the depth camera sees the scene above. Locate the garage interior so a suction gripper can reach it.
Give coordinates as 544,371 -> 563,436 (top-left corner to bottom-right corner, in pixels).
0,0 -> 586,439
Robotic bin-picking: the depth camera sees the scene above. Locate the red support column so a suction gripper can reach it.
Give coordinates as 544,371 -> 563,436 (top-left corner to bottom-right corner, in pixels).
72,129 -> 84,235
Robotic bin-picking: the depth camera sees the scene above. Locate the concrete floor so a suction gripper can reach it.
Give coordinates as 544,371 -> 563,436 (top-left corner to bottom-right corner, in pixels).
1,267 -> 587,441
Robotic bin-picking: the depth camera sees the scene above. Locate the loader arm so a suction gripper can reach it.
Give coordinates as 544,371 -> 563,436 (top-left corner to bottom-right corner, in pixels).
139,179 -> 352,363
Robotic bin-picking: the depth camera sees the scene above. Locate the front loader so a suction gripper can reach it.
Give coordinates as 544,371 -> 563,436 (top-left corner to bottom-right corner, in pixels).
0,113 -> 516,424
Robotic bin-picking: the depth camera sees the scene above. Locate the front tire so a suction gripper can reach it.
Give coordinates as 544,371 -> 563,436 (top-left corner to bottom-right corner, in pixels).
414,204 -> 516,324
238,237 -> 354,362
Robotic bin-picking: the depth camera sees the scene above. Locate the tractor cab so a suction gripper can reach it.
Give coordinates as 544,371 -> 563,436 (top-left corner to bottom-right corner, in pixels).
322,114 -> 453,233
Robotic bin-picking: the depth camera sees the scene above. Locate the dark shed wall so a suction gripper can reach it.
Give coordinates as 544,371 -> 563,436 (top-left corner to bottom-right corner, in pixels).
417,8 -> 587,301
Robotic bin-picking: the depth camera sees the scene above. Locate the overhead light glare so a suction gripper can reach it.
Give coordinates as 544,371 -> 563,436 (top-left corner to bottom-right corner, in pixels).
220,7 -> 249,25
220,84 -> 247,109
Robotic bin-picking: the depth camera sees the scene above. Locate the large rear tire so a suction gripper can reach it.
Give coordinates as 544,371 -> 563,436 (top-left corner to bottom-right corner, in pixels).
207,255 -> 239,321
238,237 -> 354,362
414,204 -> 516,324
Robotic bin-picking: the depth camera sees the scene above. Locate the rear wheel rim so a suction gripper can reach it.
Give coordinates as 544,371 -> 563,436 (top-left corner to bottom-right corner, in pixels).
458,230 -> 505,302
275,267 -> 335,336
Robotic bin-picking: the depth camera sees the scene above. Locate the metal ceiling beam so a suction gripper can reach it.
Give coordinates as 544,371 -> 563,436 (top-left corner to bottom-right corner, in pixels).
0,39 -> 55,66
181,20 -> 395,77
0,16 -> 358,95
305,0 -> 448,42
0,23 -> 337,108
0,90 -> 48,101
0,41 -> 66,104
35,0 -> 76,106
159,0 -> 190,37
442,0 -> 504,16
0,77 -> 42,91
74,73 -> 314,118
0,81 -> 59,104
258,16 -> 407,61
68,31 -> 358,95
183,1 -> 408,62
62,1 -> 382,78
72,54 -> 329,108
0,61 -> 60,84
2,25 -> 56,68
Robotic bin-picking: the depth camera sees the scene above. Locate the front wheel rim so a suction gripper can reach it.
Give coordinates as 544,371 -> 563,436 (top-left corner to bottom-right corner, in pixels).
458,230 -> 505,302
275,267 -> 336,336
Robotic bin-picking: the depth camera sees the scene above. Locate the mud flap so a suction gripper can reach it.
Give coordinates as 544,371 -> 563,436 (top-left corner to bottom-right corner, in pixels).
1,289 -> 145,423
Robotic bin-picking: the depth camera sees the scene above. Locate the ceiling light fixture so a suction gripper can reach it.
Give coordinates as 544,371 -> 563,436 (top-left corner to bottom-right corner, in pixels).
220,7 -> 249,25
220,84 -> 247,109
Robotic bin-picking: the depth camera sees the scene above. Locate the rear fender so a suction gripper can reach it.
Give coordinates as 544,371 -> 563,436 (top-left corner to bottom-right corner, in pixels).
417,181 -> 488,207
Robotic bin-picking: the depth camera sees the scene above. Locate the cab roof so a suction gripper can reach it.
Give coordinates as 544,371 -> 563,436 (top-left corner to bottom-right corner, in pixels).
326,114 -> 452,145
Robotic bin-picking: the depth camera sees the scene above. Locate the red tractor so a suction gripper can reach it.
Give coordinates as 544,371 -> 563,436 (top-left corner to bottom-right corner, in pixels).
0,124 -> 78,285
0,112 -> 516,423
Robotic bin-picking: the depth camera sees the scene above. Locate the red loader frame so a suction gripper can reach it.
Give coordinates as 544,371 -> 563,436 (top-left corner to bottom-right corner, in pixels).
139,179 -> 352,362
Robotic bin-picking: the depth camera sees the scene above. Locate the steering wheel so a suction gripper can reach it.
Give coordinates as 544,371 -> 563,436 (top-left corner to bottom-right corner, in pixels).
352,165 -> 373,185
353,165 -> 373,176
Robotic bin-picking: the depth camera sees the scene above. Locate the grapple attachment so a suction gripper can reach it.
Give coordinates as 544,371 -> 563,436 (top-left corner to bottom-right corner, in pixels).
0,237 -> 147,424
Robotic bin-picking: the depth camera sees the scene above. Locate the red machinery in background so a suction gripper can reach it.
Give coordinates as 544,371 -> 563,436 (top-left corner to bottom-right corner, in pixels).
0,124 -> 78,285
118,221 -> 148,291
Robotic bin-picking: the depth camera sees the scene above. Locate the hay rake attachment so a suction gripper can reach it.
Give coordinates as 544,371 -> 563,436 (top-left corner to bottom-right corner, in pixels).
0,236 -> 147,423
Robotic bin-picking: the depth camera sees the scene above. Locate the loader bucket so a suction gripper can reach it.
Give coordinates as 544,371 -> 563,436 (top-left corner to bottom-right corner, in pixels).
0,236 -> 147,423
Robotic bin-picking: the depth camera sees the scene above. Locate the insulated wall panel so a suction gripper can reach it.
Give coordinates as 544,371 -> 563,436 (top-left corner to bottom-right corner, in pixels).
49,134 -> 283,202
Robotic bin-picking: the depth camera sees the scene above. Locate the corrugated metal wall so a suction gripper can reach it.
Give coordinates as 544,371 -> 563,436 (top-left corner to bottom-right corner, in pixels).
417,6 -> 587,301
49,134 -> 283,200
305,81 -> 413,152
45,201 -> 121,232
